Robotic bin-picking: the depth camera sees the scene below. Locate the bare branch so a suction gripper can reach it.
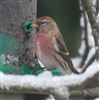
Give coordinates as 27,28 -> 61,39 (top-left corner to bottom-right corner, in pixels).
96,0 -> 99,15
79,11 -> 91,68
81,54 -> 96,73
81,0 -> 99,60
81,0 -> 96,27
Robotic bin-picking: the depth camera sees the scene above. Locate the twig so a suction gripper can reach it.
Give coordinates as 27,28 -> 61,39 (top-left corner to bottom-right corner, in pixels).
78,1 -> 96,70
79,11 -> 91,68
81,0 -> 96,27
96,0 -> 99,15
81,54 -> 96,73
81,0 -> 99,60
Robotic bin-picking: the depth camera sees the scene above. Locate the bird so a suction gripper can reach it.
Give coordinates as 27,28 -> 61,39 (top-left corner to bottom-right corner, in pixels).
32,16 -> 79,75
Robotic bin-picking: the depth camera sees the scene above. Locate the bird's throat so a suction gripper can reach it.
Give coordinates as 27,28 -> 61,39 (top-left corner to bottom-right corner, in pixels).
35,32 -> 52,56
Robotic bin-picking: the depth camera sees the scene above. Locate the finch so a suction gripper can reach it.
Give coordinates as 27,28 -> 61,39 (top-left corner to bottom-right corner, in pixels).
32,16 -> 79,75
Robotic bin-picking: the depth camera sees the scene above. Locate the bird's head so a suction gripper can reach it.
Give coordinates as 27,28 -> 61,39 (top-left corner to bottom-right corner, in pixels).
32,16 -> 59,35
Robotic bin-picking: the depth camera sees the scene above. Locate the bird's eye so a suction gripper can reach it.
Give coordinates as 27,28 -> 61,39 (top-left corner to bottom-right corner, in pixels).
41,21 -> 47,25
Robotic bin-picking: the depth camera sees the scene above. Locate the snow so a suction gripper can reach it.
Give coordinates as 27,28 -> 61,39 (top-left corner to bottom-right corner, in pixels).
84,47 -> 95,65
92,0 -> 97,6
46,95 -> 55,100
72,57 -> 82,68
94,98 -> 99,100
78,40 -> 86,56
0,54 -> 7,64
0,67 -> 99,100
0,62 -> 99,91
79,14 -> 86,56
77,5 -> 96,71
80,14 -> 85,28
97,14 -> 99,22
87,16 -> 95,47
65,62 -> 99,85
0,61 -> 98,100
0,71 -> 70,99
79,0 -> 83,11
79,11 -> 95,56
79,0 -> 95,58
0,54 -> 19,65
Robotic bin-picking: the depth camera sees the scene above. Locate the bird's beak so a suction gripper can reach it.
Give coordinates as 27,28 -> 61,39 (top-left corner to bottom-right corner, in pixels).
32,23 -> 39,29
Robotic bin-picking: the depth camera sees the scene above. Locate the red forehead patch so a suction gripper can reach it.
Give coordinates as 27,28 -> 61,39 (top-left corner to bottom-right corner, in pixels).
38,16 -> 47,20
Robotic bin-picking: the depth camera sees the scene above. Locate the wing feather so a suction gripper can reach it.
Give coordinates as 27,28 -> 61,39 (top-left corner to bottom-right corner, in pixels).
52,32 -> 79,74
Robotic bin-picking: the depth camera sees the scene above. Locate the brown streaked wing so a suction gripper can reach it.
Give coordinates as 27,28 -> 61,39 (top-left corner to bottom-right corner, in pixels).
53,32 -> 79,74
